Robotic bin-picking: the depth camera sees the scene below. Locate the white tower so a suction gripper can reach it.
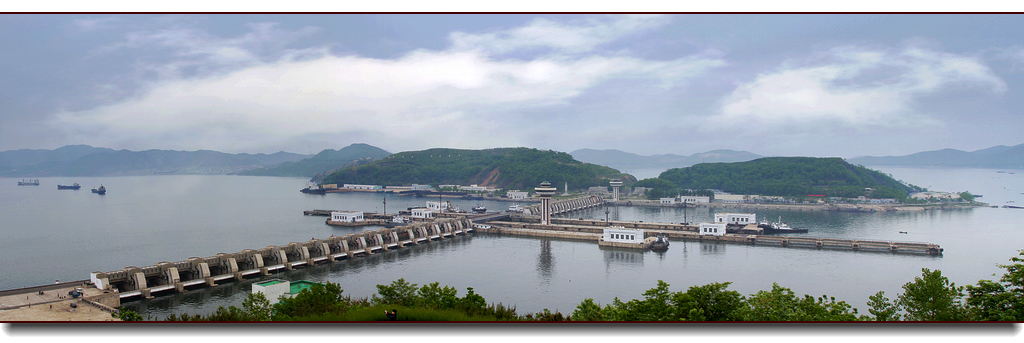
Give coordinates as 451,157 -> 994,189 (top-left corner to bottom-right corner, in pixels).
610,178 -> 623,202
562,182 -> 569,196
535,181 -> 557,225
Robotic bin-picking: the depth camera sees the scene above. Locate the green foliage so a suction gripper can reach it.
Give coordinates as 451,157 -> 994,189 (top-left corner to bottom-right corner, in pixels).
898,268 -> 972,321
966,249 -> 1024,321
959,191 -> 975,202
738,283 -> 861,321
322,147 -> 631,191
672,282 -> 744,321
373,278 -> 420,307
657,157 -> 917,198
866,291 -> 900,321
272,282 -> 348,320
112,308 -> 144,321
570,298 -> 605,321
242,291 -> 273,321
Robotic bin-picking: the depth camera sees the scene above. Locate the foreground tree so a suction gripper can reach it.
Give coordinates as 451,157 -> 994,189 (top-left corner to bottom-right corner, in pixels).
966,249 -> 1024,321
897,268 -> 972,321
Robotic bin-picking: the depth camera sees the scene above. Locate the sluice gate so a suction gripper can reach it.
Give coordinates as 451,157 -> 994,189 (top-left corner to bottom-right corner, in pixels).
90,217 -> 473,300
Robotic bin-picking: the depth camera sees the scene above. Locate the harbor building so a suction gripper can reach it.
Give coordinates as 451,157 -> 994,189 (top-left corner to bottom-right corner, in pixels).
535,181 -> 557,225
410,208 -> 434,219
715,213 -> 756,225
251,279 -> 319,304
700,222 -> 727,236
507,190 -> 528,200
601,228 -> 644,244
330,211 -> 364,223
680,196 -> 710,204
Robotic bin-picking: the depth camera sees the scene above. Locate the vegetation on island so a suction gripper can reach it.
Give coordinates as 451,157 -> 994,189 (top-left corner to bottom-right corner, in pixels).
641,157 -> 922,200
321,147 -> 634,192
153,249 -> 1024,322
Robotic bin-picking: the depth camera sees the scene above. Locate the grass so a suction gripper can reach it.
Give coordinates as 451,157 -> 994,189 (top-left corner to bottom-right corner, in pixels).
290,305 -> 508,321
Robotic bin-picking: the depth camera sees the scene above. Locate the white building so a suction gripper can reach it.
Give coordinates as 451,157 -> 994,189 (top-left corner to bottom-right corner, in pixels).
330,211 -> 364,223
507,191 -> 528,200
660,198 -> 677,204
460,184 -> 496,192
714,213 -> 756,225
343,184 -> 382,190
700,222 -> 727,236
602,228 -> 645,244
411,207 -> 434,219
680,196 -> 710,204
715,194 -> 747,203
251,279 -> 318,304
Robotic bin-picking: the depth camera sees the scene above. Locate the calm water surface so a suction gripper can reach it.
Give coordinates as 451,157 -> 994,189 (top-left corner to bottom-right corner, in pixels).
2,168 -> 1023,319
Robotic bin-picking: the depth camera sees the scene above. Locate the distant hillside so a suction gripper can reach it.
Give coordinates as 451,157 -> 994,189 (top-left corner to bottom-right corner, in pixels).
571,148 -> 762,171
238,143 -> 392,178
322,147 -> 633,191
654,157 -> 920,198
0,145 -> 308,177
849,144 -> 1024,169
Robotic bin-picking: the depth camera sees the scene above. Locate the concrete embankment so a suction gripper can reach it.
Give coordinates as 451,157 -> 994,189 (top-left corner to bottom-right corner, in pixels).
0,281 -> 120,321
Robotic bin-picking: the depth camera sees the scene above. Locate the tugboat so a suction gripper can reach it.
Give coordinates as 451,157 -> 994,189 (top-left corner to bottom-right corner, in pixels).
91,185 -> 106,195
758,216 -> 809,234
651,233 -> 670,251
472,205 -> 487,213
57,183 -> 81,190
300,184 -> 327,194
17,179 -> 40,186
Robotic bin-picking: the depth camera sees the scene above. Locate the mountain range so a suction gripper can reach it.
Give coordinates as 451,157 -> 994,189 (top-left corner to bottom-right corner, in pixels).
569,148 -> 763,172
848,143 -> 1024,169
238,143 -> 392,178
0,145 -> 309,177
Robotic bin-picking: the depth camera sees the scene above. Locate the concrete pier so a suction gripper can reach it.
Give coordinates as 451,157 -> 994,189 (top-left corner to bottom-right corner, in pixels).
91,217 -> 474,300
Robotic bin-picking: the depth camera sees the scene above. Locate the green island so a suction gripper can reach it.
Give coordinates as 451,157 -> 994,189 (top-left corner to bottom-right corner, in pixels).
637,157 -> 925,201
321,147 -> 634,191
121,249 -> 1024,322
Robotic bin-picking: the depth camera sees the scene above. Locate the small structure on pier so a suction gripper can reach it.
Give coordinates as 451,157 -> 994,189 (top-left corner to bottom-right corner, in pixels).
700,222 -> 727,236
715,213 -> 756,225
252,279 -> 319,304
535,181 -> 557,225
610,178 -> 623,202
599,227 -> 655,249
330,211 -> 364,223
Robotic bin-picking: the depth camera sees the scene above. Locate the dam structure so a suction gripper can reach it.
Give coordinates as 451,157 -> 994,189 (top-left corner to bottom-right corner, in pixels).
90,217 -> 474,300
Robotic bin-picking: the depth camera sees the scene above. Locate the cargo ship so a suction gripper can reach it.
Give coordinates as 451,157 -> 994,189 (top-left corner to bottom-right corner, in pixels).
57,183 -> 81,190
17,179 -> 40,186
91,185 -> 106,195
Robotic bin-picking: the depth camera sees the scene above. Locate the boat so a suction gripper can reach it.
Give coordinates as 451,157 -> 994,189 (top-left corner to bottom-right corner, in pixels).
651,233 -> 670,251
17,179 -> 40,186
91,185 -> 106,195
385,216 -> 411,228
300,185 -> 326,194
1003,204 -> 1024,209
758,216 -> 809,234
508,203 -> 523,212
472,205 -> 487,214
57,183 -> 81,190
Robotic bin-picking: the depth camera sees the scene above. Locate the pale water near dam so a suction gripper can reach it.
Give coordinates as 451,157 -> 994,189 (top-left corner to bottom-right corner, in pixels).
2,167 -> 1023,319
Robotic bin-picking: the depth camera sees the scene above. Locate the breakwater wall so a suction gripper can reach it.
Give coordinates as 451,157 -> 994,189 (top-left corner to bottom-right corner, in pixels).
90,217 -> 474,300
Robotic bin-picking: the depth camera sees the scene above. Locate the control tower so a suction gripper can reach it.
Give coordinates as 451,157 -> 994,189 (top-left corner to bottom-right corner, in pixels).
535,181 -> 557,225
609,178 -> 623,202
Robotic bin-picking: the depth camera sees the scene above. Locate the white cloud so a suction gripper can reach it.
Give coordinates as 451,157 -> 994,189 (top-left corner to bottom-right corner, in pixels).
449,15 -> 670,55
51,15 -> 724,153
712,45 -> 1006,130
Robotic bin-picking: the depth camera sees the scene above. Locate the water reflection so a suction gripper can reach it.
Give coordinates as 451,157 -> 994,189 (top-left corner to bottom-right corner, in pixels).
537,239 -> 554,283
700,242 -> 725,255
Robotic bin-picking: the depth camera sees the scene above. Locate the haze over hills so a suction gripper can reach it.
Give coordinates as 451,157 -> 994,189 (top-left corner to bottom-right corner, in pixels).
0,145 -> 309,177
848,143 -> 1024,169
570,148 -> 763,172
238,143 -> 392,178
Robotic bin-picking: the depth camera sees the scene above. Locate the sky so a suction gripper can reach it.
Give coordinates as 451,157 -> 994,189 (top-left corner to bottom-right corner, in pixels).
2,13 -> 1023,158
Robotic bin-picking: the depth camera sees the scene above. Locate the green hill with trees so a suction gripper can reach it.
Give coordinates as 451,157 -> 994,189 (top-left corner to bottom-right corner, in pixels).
647,157 -> 921,199
321,147 -> 633,191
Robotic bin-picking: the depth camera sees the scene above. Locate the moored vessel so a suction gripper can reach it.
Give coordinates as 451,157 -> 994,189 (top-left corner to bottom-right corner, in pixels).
57,183 -> 81,190
91,185 -> 106,195
651,233 -> 669,251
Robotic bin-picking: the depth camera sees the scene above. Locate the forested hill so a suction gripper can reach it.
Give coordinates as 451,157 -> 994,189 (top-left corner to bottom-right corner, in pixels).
321,147 -> 633,191
238,143 -> 391,178
656,157 -> 921,198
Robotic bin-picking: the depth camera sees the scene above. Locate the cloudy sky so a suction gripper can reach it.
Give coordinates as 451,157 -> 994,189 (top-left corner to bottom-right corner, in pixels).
2,13 -> 1023,157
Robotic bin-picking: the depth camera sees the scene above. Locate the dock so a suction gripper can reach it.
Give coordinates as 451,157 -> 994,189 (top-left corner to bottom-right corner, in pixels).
89,217 -> 475,300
